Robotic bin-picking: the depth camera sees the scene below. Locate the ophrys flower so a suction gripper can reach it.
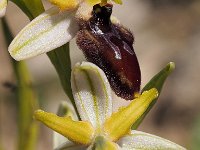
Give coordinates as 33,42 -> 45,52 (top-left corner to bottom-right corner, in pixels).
8,0 -> 122,60
8,0 -> 141,100
34,62 -> 186,150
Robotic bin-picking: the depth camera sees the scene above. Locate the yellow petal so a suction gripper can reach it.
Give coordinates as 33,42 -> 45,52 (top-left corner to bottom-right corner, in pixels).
112,0 -> 122,5
86,0 -> 101,6
49,0 -> 78,10
34,110 -> 94,145
103,88 -> 158,141
53,101 -> 78,149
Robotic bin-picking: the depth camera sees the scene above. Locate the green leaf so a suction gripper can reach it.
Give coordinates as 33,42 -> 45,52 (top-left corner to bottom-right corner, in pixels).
10,0 -> 44,19
47,45 -> 79,119
1,18 -> 39,150
132,62 -> 175,129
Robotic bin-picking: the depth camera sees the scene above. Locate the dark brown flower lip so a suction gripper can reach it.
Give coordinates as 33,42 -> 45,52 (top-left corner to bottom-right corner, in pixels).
76,4 -> 141,100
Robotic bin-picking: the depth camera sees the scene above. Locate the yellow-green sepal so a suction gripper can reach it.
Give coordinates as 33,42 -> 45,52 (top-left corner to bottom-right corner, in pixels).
103,88 -> 158,142
132,62 -> 175,129
112,0 -> 122,5
90,136 -> 119,150
49,0 -> 78,10
34,110 -> 95,145
86,0 -> 101,6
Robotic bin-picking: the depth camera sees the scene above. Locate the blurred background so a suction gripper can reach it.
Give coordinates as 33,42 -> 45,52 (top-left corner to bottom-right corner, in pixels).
1,0 -> 200,149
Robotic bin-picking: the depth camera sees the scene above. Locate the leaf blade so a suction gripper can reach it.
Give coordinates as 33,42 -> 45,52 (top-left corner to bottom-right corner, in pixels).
131,62 -> 175,129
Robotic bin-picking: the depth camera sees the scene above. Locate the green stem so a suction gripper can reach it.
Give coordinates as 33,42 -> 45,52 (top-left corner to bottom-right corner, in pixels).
1,18 -> 39,150
11,0 -> 80,118
0,141 -> 3,150
14,61 -> 39,150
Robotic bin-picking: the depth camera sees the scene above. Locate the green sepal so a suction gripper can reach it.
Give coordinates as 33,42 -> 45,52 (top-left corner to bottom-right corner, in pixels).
132,62 -> 175,129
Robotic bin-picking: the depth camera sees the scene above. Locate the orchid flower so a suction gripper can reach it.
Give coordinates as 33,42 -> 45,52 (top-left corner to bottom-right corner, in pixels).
0,0 -> 7,17
34,62 -> 186,150
8,0 -> 141,100
8,0 -> 121,60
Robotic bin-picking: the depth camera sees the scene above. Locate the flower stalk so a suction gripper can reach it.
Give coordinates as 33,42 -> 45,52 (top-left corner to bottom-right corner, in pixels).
1,18 -> 39,150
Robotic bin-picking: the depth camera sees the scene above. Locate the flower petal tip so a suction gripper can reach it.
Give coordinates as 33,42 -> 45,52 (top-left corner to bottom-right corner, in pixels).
0,8 -> 6,18
144,88 -> 159,98
34,109 -> 95,145
34,109 -> 45,120
168,62 -> 175,72
0,0 -> 7,18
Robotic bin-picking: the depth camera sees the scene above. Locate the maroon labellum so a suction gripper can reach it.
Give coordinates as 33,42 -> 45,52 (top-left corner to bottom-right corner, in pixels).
76,4 -> 141,100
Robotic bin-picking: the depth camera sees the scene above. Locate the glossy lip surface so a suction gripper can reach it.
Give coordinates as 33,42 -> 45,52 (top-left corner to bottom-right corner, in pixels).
76,4 -> 141,100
